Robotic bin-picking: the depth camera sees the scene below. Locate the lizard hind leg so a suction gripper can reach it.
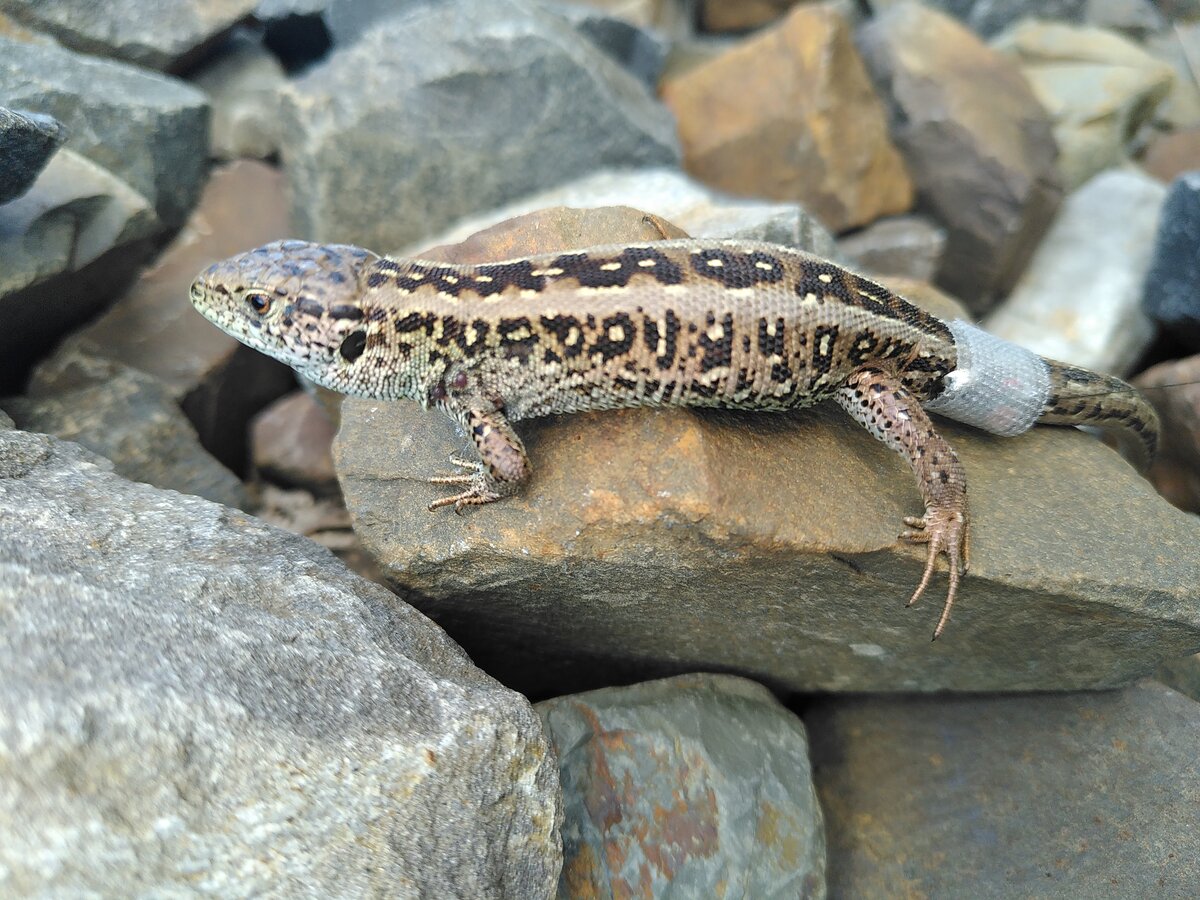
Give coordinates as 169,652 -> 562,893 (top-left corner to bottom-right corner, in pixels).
835,368 -> 971,640
427,407 -> 531,513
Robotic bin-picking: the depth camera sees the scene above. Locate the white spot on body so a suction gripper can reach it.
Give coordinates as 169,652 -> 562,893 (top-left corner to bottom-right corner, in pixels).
817,272 -> 833,284
599,261 -> 623,272
637,259 -> 657,268
706,258 -> 724,268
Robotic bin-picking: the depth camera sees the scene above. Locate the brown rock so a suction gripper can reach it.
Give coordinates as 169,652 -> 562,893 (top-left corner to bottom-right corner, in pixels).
1141,126 -> 1200,182
836,214 -> 947,282
857,2 -> 1063,313
661,4 -> 913,233
699,0 -> 798,32
1134,354 -> 1200,512
251,390 -> 339,497
31,160 -> 297,471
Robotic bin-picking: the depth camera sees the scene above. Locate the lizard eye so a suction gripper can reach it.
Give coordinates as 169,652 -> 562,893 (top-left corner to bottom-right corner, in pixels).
244,291 -> 273,315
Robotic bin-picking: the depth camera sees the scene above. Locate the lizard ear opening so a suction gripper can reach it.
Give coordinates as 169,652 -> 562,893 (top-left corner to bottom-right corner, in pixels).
339,330 -> 367,362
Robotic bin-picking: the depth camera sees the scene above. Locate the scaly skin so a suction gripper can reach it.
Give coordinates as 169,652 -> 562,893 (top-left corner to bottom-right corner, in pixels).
191,238 -> 1159,638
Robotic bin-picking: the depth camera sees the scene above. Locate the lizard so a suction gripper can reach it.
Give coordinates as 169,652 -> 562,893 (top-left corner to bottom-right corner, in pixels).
190,238 -> 1160,639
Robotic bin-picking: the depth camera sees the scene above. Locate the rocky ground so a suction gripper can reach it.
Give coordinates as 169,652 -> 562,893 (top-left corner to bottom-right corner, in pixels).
3,0 -> 1200,896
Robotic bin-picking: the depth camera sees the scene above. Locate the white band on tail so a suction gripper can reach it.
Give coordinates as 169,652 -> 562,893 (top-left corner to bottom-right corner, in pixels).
923,320 -> 1051,437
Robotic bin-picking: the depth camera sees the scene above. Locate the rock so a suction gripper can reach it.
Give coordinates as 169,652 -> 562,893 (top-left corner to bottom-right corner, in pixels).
0,0 -> 259,71
994,20 -> 1176,189
807,682 -> 1200,896
537,674 -> 825,898
0,34 -> 209,229
251,389 -> 339,496
280,0 -> 679,251
698,0 -> 797,32
1140,127 -> 1200,181
30,160 -> 297,472
1142,172 -> 1200,350
857,2 -> 1063,313
0,107 -> 65,204
191,29 -> 287,161
865,0 -> 1164,38
0,149 -> 159,393
2,361 -> 249,509
1134,354 -> 1200,512
1145,22 -> 1200,130
985,169 -> 1165,375
417,167 -> 837,258
836,214 -> 947,281
0,428 -> 562,896
542,1 -> 668,89
1157,653 -> 1200,700
331,211 -> 1200,697
661,4 -> 913,234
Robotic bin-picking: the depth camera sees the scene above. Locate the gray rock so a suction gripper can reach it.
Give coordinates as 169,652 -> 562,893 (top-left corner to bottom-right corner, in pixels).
3,361 -> 250,509
541,1 -> 668,89
0,34 -> 209,228
280,0 -> 680,251
1145,22 -> 1200,131
986,168 -> 1165,375
537,674 -> 825,899
0,107 -> 65,204
0,0 -> 259,71
866,0 -> 1164,38
411,167 -> 837,259
836,214 -> 947,281
0,427 -> 562,897
191,29 -> 287,161
1142,171 -> 1200,350
807,681 -> 1200,897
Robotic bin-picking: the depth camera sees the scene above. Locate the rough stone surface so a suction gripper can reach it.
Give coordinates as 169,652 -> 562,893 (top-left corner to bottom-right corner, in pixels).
251,389 -> 339,496
3,361 -> 249,509
1142,171 -> 1200,350
0,0 -> 259,71
191,29 -> 287,161
662,4 -> 913,233
986,168 -> 1165,375
836,214 -> 947,281
857,2 -> 1063,312
280,0 -> 679,252
1157,652 -> 1200,701
332,213 -> 1200,698
538,674 -> 825,899
808,682 -> 1200,897
416,167 -> 837,258
0,106 -> 65,204
995,20 -> 1176,189
1141,127 -> 1200,182
543,1 -> 668,89
698,0 -> 796,32
0,428 -> 562,897
32,160 -> 297,471
1134,354 -> 1200,512
0,35 -> 209,229
867,0 -> 1164,37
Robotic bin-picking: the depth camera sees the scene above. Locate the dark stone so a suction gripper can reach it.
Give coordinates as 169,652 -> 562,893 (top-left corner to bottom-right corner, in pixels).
0,106 -> 65,204
1142,171 -> 1200,351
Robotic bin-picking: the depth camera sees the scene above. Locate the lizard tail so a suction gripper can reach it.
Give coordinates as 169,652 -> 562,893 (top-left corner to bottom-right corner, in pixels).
1037,359 -> 1160,470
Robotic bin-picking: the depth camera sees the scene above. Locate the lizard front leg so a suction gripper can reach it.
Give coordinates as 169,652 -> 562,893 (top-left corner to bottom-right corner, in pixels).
836,368 -> 971,640
428,404 -> 531,512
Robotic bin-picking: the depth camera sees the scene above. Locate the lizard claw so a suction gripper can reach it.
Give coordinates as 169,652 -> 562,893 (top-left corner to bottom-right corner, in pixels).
898,504 -> 969,640
427,456 -> 502,512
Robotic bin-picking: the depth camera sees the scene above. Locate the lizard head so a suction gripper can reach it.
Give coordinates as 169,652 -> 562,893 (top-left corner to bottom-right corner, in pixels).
190,239 -> 381,389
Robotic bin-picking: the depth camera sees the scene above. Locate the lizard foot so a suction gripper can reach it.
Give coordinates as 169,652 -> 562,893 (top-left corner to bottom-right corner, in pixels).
898,504 -> 970,641
427,456 -> 502,513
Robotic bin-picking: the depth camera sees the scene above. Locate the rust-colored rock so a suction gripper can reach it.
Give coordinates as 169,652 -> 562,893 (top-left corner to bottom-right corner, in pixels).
857,2 -> 1063,313
1141,127 -> 1200,183
661,4 -> 913,233
699,0 -> 797,32
1134,354 -> 1200,512
251,390 -> 339,497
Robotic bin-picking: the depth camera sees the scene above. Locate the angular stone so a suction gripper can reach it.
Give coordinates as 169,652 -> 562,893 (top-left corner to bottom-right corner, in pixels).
332,216 -> 1200,697
857,2 -> 1063,312
662,4 -> 913,233
537,674 -> 825,898
0,35 -> 209,228
1157,653 -> 1200,701
0,428 -> 562,896
3,361 -> 249,509
281,0 -> 679,251
418,167 -> 837,258
1140,127 -> 1200,182
994,20 -> 1176,189
985,169 -> 1165,375
543,1 -> 668,89
866,0 -> 1164,38
251,389 -> 339,496
191,29 -> 287,161
1145,22 -> 1200,130
698,0 -> 797,32
31,160 -> 297,471
836,214 -> 946,281
1133,353 -> 1200,512
0,0 -> 259,71
0,106 -> 65,204
1141,171 -> 1200,350
807,682 -> 1200,897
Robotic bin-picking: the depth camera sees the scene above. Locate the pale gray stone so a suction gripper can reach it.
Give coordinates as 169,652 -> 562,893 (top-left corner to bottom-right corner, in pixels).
836,214 -> 946,281
192,30 -> 287,161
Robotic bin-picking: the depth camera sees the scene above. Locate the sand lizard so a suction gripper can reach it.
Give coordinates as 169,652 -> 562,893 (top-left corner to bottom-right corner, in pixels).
191,238 -> 1160,638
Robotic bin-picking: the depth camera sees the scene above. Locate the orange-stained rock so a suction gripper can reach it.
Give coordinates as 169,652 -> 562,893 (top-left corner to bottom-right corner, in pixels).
661,5 -> 913,233
1134,354 -> 1200,513
699,0 -> 797,32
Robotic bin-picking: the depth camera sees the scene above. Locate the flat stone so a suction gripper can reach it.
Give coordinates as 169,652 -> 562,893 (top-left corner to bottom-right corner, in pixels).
0,106 -> 65,204
857,2 -> 1063,313
1140,127 -> 1200,182
1134,353 -> 1200,512
698,0 -> 796,32
836,214 -> 946,281
31,160 -> 297,471
416,167 -> 837,258
251,389 -> 339,496
985,168 -> 1165,375
1141,172 -> 1200,350
280,0 -> 679,252
191,28 -> 287,161
0,0 -> 259,72
332,213 -> 1200,697
3,361 -> 249,509
866,0 -> 1163,37
538,674 -> 825,898
807,682 -> 1200,897
0,34 -> 208,228
0,428 -> 562,896
994,20 -> 1176,189
662,4 -> 913,233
